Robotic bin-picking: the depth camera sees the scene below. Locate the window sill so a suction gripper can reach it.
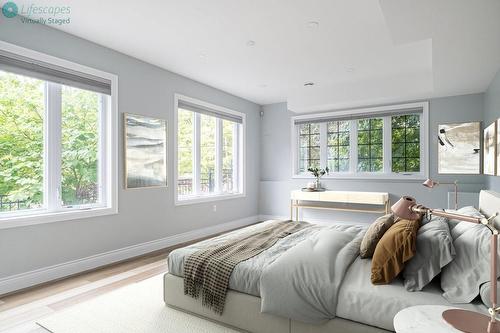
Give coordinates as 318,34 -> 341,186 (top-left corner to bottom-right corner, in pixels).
292,173 -> 427,181
175,193 -> 246,206
0,206 -> 118,230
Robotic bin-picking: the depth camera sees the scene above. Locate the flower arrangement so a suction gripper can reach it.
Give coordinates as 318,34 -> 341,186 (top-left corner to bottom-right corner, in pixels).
307,167 -> 329,189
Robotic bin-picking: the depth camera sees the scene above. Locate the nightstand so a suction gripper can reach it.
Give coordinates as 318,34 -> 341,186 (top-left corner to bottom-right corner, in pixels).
393,305 -> 461,333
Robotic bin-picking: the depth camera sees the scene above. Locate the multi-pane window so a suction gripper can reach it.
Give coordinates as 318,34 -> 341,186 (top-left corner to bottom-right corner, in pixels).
0,54 -> 115,221
298,123 -> 320,172
327,121 -> 350,172
176,97 -> 244,203
293,104 -> 427,178
357,118 -> 383,172
391,114 -> 420,172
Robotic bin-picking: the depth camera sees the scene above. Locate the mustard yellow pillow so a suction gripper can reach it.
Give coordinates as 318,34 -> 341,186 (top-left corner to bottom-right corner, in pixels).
371,218 -> 420,284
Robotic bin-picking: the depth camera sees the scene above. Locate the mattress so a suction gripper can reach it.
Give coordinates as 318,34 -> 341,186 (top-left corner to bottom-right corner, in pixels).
168,220 -> 323,296
336,256 -> 487,331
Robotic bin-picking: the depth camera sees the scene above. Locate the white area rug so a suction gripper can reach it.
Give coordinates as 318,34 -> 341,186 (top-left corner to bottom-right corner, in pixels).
37,275 -> 239,333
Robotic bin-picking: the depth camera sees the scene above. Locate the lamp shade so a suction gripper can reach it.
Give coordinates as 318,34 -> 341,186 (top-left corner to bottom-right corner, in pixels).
422,179 -> 438,188
391,196 -> 420,220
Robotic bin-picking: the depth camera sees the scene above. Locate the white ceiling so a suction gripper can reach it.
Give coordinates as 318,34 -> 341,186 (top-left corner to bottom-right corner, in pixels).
13,0 -> 500,112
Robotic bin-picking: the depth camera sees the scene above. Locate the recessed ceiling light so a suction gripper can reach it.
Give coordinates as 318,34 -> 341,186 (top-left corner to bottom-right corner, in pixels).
246,40 -> 256,47
304,82 -> 315,87
346,67 -> 356,73
258,84 -> 268,88
307,21 -> 319,29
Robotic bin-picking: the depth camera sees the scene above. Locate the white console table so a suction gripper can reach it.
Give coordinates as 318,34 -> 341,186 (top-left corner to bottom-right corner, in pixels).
290,190 -> 390,221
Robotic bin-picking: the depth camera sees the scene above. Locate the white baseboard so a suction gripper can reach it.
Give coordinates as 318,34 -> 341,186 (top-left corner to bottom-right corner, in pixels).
0,215 -> 259,296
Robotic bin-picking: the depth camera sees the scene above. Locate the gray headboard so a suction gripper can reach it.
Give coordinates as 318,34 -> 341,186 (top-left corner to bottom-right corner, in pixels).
479,190 -> 500,229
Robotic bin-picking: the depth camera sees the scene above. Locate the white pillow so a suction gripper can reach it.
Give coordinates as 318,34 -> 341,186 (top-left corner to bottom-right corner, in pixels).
440,206 -> 493,303
403,215 -> 455,291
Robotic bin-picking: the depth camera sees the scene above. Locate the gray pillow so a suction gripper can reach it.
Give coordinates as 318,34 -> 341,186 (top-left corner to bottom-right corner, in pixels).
403,215 -> 455,291
479,281 -> 499,308
440,206 -> 493,303
359,213 -> 394,258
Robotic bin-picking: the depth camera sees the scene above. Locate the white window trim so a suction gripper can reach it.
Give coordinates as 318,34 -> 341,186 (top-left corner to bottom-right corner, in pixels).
291,102 -> 429,180
173,94 -> 246,205
0,41 -> 118,230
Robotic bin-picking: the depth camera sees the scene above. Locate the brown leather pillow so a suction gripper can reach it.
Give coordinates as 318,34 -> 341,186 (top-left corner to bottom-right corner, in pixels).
360,213 -> 395,258
371,218 -> 420,284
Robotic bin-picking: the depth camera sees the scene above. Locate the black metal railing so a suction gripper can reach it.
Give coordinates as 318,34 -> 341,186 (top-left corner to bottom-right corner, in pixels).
177,169 -> 234,196
0,195 -> 29,212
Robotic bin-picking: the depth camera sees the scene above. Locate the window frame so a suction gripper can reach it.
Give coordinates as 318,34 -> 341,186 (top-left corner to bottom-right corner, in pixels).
174,94 -> 245,205
291,102 -> 429,180
0,41 -> 118,230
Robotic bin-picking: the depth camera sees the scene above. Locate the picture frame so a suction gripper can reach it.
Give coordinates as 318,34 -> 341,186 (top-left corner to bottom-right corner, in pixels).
497,119 -> 500,176
483,121 -> 497,176
124,113 -> 167,189
437,122 -> 481,174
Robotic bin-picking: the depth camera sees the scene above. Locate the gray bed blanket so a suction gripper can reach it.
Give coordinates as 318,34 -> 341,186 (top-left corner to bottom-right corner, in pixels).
184,221 -> 311,314
260,224 -> 366,324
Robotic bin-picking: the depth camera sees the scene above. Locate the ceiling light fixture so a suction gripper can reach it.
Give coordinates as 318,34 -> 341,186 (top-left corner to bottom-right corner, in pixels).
304,82 -> 315,87
346,67 -> 355,73
307,21 -> 319,29
246,40 -> 256,47
258,84 -> 268,88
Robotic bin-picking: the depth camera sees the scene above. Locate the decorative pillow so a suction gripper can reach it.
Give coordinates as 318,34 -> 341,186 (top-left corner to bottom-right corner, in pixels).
371,218 -> 420,284
360,214 -> 395,258
479,281 -> 499,308
440,206 -> 493,303
403,215 -> 455,291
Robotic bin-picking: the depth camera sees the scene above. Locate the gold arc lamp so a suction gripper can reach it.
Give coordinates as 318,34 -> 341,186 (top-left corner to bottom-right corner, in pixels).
422,178 -> 459,210
392,196 -> 499,333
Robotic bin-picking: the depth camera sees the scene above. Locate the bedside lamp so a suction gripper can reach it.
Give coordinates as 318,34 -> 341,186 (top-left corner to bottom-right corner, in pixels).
391,196 -> 499,333
422,178 -> 459,210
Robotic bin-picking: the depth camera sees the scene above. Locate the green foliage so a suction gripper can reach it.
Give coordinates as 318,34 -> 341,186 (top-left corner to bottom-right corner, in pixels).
0,71 -> 100,210
0,72 -> 44,207
391,114 -> 421,173
61,85 -> 99,205
177,110 -> 238,191
307,167 -> 329,179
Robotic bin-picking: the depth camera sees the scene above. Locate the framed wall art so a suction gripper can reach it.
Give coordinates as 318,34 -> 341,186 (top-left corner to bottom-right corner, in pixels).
484,121 -> 497,176
124,113 -> 167,189
437,122 -> 481,174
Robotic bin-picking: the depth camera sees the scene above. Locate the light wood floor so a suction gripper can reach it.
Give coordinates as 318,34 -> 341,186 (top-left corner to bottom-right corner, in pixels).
0,230 -> 234,333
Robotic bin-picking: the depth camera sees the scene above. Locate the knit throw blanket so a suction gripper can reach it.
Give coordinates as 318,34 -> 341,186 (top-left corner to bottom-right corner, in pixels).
183,221 -> 310,315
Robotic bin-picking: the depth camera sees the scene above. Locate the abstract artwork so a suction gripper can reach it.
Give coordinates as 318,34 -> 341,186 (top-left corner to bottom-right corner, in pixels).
438,122 -> 481,174
484,121 -> 497,175
497,120 -> 500,175
124,113 -> 167,189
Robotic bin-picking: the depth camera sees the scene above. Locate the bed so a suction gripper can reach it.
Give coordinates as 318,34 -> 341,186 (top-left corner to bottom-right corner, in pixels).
163,190 -> 500,333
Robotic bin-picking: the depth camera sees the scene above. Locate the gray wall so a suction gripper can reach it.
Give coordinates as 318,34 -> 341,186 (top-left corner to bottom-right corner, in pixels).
260,95 -> 486,223
0,17 -> 260,278
484,70 -> 500,192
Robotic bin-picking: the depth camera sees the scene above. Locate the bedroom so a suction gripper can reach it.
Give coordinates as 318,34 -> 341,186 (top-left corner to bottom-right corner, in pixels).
0,1 -> 500,332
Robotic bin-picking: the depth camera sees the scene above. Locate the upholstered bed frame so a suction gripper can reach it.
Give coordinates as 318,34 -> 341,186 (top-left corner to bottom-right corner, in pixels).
163,190 -> 500,333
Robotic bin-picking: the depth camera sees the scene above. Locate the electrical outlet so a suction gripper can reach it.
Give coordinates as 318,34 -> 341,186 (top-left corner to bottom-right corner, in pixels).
213,205 -> 217,212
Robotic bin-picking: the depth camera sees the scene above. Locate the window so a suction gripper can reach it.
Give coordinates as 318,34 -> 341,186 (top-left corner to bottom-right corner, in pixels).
357,118 -> 383,172
292,102 -> 428,179
0,42 -> 117,228
327,121 -> 350,172
391,114 -> 421,173
298,123 -> 320,172
175,95 -> 244,204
